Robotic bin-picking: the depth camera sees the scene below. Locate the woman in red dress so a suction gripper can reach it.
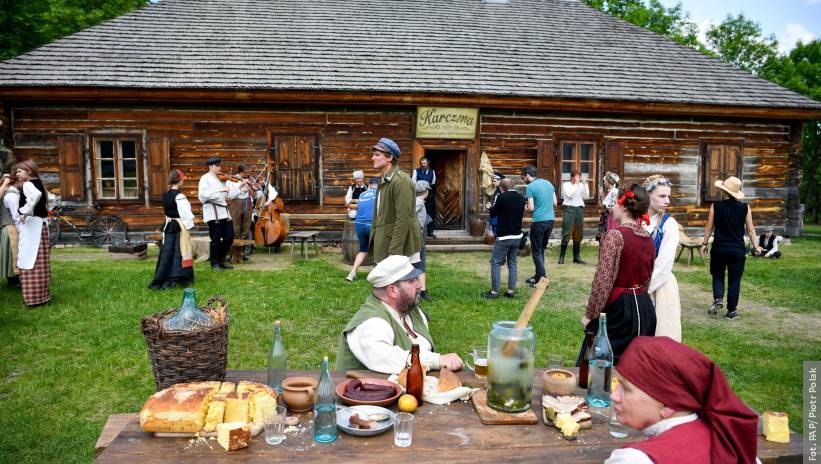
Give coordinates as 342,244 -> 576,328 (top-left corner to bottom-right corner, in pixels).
582,184 -> 656,363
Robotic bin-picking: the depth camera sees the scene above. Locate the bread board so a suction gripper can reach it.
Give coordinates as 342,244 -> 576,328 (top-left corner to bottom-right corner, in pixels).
471,390 -> 538,425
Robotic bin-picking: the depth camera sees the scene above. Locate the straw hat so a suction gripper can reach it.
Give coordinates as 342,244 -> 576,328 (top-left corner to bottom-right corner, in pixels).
714,176 -> 745,199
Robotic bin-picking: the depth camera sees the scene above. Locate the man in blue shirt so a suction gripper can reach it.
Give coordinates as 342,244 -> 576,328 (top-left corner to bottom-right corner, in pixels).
346,177 -> 379,281
522,166 -> 557,288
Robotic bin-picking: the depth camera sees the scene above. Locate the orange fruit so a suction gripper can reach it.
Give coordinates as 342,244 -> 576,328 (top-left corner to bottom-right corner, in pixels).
397,394 -> 418,413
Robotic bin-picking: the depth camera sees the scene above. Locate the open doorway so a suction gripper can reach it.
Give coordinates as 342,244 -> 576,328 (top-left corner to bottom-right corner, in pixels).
423,149 -> 466,230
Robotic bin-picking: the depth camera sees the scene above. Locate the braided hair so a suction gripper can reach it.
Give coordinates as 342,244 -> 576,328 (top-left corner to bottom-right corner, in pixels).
616,183 -> 650,220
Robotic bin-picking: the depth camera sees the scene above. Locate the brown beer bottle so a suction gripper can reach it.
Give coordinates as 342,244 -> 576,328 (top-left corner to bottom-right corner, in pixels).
577,329 -> 594,389
406,344 -> 424,404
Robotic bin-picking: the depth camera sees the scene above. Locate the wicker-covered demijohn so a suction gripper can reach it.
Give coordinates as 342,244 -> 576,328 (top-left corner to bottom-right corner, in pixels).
141,296 -> 229,390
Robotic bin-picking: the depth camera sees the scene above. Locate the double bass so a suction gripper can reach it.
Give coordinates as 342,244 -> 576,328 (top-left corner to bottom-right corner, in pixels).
253,164 -> 288,251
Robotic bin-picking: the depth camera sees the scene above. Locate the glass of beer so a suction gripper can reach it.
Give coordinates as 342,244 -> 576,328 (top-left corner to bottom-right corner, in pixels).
466,346 -> 488,379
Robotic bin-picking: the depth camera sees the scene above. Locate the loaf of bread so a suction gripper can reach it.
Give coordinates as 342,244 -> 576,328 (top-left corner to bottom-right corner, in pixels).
139,383 -> 220,432
216,422 -> 251,451
437,367 -> 461,392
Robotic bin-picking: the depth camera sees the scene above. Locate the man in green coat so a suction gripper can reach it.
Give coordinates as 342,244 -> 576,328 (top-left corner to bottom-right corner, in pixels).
336,255 -> 463,374
368,138 -> 422,262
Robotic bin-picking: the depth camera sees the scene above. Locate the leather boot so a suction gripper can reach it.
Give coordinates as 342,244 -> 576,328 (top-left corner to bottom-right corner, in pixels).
558,243 -> 567,264
573,242 -> 586,264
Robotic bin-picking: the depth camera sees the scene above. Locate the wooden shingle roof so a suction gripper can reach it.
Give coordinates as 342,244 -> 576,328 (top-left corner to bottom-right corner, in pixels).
1,0 -> 819,110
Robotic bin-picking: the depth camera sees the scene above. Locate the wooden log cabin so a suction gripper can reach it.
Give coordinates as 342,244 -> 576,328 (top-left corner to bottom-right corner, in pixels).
0,0 -> 819,238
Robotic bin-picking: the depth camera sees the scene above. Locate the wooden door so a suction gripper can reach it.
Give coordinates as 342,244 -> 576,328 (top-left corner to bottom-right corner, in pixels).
428,150 -> 465,229
271,134 -> 318,201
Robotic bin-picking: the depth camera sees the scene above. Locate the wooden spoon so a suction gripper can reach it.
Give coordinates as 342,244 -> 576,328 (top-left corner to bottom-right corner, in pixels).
501,277 -> 549,356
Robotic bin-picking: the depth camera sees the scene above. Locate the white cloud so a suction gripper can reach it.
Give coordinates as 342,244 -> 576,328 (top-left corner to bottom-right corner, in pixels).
779,23 -> 816,52
696,20 -> 713,46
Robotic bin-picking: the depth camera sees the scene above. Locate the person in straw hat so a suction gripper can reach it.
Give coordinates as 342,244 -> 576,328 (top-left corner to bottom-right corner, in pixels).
701,176 -> 763,320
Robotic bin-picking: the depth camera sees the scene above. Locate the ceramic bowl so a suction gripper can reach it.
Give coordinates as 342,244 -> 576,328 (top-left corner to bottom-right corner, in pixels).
335,378 -> 402,407
542,369 -> 577,396
336,405 -> 395,437
281,376 -> 318,412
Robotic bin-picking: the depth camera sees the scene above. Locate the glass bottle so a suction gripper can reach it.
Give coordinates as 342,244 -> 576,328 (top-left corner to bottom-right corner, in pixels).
266,320 -> 287,394
406,344 -> 424,405
577,327 -> 594,389
586,313 -> 613,408
486,321 -> 535,413
313,356 -> 337,443
163,288 -> 210,331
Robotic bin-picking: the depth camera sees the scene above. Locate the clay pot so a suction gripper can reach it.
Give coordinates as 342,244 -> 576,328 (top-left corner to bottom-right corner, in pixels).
542,369 -> 577,396
281,376 -> 318,412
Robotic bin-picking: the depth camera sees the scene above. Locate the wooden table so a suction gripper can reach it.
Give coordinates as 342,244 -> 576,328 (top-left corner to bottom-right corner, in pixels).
288,231 -> 320,259
95,369 -> 803,463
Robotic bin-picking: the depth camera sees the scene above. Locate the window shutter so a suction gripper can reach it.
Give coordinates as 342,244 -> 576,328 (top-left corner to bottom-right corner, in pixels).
536,139 -> 554,184
605,141 -> 624,179
272,134 -> 319,201
274,136 -> 293,199
58,135 -> 85,201
296,136 -> 318,201
147,135 -> 170,202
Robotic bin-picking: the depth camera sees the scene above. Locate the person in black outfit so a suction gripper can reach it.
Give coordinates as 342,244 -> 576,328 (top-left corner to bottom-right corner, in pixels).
701,176 -> 763,320
150,170 -> 196,289
483,177 -> 526,299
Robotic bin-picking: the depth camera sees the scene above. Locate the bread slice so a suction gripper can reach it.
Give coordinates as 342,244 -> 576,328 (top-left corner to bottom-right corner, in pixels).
437,367 -> 461,392
219,382 -> 236,393
203,398 -> 226,432
250,391 -> 278,424
223,393 -> 250,423
216,422 -> 251,451
763,411 -> 790,443
140,386 -> 216,433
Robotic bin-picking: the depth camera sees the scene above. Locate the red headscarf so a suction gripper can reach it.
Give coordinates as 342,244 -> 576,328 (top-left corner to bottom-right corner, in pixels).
616,337 -> 758,463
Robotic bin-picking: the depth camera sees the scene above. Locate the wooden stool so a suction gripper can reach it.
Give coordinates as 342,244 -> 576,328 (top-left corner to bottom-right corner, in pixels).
676,225 -> 706,266
288,231 -> 320,259
230,239 -> 256,263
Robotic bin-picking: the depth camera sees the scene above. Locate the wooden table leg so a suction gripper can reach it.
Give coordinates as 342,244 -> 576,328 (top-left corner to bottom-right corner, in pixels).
313,235 -> 320,256
290,237 -> 296,260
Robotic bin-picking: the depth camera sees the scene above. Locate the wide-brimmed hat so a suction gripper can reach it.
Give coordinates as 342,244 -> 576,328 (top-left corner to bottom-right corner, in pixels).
367,255 -> 423,288
714,176 -> 745,199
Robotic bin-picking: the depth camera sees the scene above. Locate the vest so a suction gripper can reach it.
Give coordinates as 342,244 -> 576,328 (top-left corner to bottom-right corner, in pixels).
414,167 -> 434,186
651,213 -> 671,255
624,419 -> 711,464
349,184 -> 368,201
336,294 -> 434,371
19,179 -> 48,218
607,226 -> 655,305
163,189 -> 181,218
713,199 -> 748,249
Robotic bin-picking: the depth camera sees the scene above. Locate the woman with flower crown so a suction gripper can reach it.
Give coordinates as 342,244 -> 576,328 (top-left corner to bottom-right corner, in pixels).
642,175 -> 681,341
582,184 -> 657,363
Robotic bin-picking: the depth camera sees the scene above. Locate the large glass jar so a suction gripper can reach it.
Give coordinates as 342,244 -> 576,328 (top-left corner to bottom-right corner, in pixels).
486,321 -> 536,413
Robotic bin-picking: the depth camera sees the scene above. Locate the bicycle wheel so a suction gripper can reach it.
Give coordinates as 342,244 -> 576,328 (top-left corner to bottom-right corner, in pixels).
87,216 -> 127,248
47,218 -> 61,247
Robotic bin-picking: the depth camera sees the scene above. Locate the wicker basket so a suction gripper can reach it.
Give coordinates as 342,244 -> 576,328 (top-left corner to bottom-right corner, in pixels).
141,296 -> 229,390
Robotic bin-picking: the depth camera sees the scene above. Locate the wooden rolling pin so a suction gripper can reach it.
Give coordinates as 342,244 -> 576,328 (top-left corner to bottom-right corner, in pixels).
501,277 -> 549,356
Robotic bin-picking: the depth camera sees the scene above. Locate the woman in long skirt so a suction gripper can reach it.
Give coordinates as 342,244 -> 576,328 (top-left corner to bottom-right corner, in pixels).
149,170 -> 195,290
14,160 -> 51,306
582,183 -> 656,363
643,175 -> 681,341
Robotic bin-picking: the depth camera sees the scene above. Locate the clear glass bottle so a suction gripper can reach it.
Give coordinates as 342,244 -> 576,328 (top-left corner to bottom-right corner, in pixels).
266,320 -> 287,394
587,313 -> 613,408
313,356 -> 337,443
163,288 -> 210,331
486,321 -> 535,413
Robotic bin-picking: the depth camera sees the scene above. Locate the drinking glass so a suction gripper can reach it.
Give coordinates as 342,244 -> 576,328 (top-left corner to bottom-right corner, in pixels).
265,405 -> 287,445
465,346 -> 488,379
547,353 -> 564,369
393,412 -> 414,447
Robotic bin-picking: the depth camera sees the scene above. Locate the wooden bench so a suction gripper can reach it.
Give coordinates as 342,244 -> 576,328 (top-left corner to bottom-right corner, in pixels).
676,224 -> 706,266
287,231 -> 321,259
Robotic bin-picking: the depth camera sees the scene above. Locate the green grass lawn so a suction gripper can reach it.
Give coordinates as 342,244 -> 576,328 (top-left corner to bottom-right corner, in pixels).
1,234 -> 819,463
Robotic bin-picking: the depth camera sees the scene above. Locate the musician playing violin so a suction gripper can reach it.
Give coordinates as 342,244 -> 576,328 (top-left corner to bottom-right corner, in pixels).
226,163 -> 263,260
198,157 -> 239,271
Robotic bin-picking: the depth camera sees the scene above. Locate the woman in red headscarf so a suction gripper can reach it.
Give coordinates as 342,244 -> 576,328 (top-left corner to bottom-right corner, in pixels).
581,184 -> 656,363
606,336 -> 758,463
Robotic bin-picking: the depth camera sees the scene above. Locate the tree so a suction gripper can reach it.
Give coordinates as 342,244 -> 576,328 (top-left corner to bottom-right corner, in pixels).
0,0 -> 148,61
705,14 -> 781,75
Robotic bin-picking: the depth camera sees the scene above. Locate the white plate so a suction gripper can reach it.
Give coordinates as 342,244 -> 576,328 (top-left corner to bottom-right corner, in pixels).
336,405 -> 395,437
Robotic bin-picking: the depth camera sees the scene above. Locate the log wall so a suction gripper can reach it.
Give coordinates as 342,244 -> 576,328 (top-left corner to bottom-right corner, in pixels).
7,104 -> 798,235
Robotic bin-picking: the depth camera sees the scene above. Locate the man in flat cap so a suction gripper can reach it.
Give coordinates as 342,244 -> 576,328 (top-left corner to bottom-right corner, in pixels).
336,255 -> 463,374
368,138 -> 421,262
198,157 -> 239,271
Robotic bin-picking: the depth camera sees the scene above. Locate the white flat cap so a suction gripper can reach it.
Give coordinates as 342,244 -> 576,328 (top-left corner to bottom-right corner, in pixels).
367,255 -> 423,288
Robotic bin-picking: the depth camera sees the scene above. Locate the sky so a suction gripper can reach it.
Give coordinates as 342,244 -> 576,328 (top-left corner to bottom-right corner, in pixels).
659,0 -> 820,53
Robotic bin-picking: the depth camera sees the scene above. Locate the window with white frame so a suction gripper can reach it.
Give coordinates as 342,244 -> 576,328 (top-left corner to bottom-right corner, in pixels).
94,138 -> 141,200
559,141 -> 597,200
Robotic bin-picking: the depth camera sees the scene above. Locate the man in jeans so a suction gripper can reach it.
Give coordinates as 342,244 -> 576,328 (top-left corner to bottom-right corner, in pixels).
522,166 -> 557,288
483,178 -> 526,299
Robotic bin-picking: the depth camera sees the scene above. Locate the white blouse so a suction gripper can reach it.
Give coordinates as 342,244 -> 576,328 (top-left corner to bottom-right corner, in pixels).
645,213 -> 680,294
603,186 -> 619,208
174,193 -> 195,230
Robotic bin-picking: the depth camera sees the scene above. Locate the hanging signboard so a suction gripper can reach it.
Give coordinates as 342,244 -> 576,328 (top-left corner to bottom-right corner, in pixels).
415,107 -> 478,139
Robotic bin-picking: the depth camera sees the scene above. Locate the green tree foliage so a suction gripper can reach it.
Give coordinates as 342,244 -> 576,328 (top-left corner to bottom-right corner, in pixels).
706,14 -> 781,75
0,0 -> 148,61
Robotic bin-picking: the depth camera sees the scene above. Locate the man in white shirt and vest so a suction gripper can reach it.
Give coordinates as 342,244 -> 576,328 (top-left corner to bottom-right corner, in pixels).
559,169 -> 589,264
198,157 -> 237,271
336,255 -> 463,374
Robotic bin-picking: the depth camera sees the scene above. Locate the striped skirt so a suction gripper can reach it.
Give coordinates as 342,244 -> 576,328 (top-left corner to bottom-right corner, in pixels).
20,226 -> 51,306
